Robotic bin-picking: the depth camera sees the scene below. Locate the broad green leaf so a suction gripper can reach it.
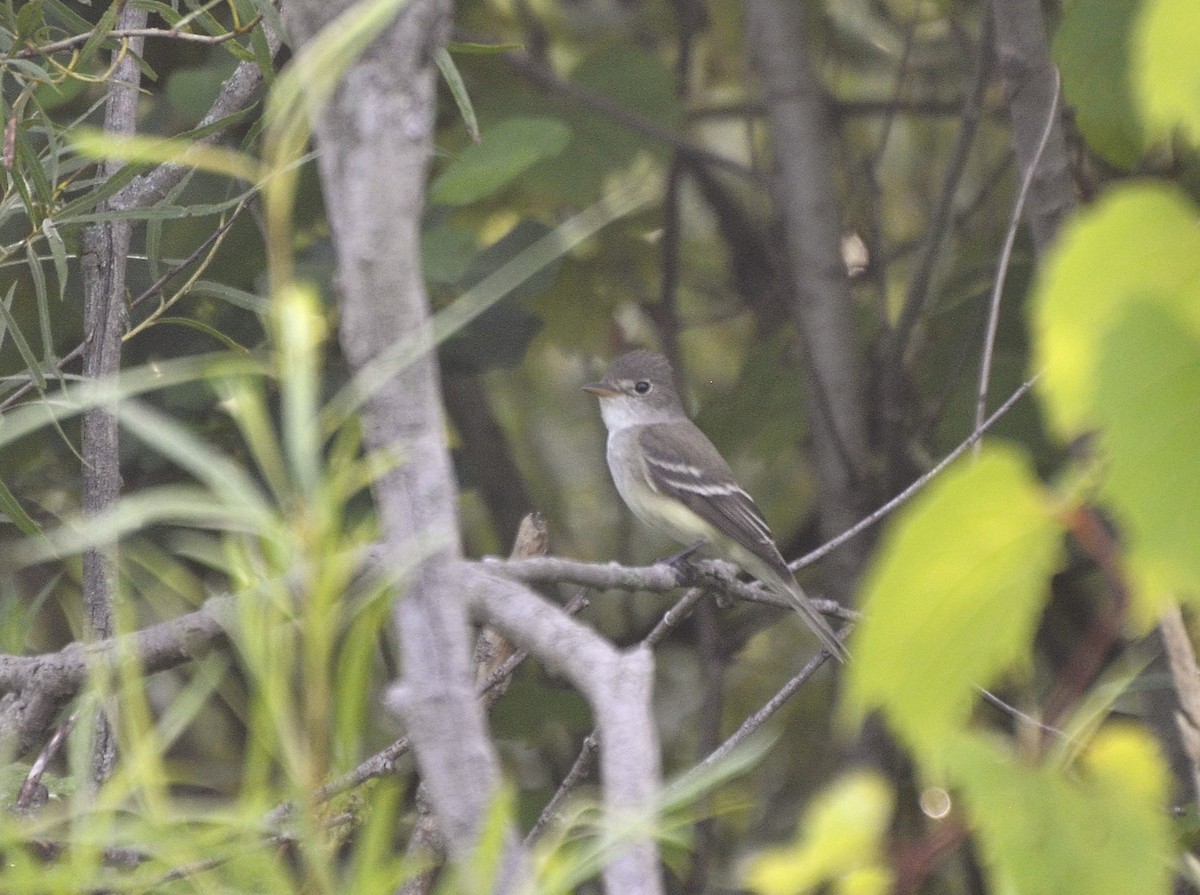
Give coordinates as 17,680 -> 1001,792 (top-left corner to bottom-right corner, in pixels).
429,116 -> 572,206
844,444 -> 1062,753
1031,184 -> 1200,437
1135,0 -> 1200,144
1052,0 -> 1145,168
743,772 -> 894,895
944,728 -> 1170,895
1093,299 -> 1200,618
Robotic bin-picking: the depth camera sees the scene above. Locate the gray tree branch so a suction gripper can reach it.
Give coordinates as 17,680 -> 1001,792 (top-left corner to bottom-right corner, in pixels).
117,19 -> 284,211
744,0 -> 873,598
0,596 -> 233,757
281,0 -> 528,888
463,567 -> 663,895
77,0 -> 149,788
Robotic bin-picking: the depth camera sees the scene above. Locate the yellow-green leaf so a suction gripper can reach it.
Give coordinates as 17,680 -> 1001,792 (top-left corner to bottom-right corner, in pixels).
1135,0 -> 1200,145
1093,297 -> 1200,618
844,445 -> 1062,754
945,728 -> 1171,895
743,772 -> 894,895
1030,184 -> 1200,437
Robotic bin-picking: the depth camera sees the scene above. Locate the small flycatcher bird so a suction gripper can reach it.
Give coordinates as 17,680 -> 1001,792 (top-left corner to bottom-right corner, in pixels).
584,350 -> 846,661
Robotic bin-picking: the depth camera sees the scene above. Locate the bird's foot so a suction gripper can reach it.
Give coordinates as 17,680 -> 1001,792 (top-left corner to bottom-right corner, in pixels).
663,540 -> 706,572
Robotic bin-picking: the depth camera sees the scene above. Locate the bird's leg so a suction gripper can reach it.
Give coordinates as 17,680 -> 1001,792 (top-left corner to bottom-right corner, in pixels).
663,539 -> 707,570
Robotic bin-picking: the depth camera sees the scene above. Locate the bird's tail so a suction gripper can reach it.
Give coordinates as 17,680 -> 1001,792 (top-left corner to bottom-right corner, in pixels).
748,559 -> 849,662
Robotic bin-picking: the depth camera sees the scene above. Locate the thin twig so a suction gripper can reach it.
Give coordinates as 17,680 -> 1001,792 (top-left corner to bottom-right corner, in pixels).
687,98 -> 969,120
791,375 -> 1037,573
14,19 -> 263,59
1158,604 -> 1200,803
0,203 -> 253,413
975,686 -> 1071,743
687,636 -> 840,778
15,712 -> 77,810
524,587 -> 707,844
972,68 -> 1060,447
524,733 -> 600,846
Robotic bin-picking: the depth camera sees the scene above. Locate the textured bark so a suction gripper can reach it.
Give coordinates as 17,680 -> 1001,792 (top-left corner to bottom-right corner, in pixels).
72,5 -> 282,791
745,0 -> 873,597
463,568 -> 663,894
990,0 -> 1076,254
281,0 -> 527,887
77,0 -> 150,788
0,597 -> 233,756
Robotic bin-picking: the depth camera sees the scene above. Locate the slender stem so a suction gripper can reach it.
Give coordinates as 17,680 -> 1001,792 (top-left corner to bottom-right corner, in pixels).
972,69 -> 1060,447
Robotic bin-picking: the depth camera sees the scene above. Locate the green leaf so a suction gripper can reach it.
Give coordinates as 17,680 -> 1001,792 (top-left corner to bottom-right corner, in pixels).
117,401 -> 273,527
1052,0 -> 1146,168
430,116 -> 571,206
76,0 -> 121,70
1092,298 -> 1200,618
69,129 -> 262,184
944,728 -> 1171,895
191,279 -> 270,314
40,219 -> 68,302
0,283 -> 45,390
15,0 -> 45,40
743,772 -> 894,895
14,486 -> 260,567
435,47 -> 479,143
0,476 -> 41,536
844,444 -> 1063,754
1134,0 -> 1200,145
138,316 -> 253,353
1031,184 -> 1200,437
446,41 -> 523,55
275,282 -> 326,498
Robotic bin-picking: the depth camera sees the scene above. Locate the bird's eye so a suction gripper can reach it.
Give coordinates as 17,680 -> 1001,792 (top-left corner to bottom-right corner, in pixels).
633,380 -> 652,395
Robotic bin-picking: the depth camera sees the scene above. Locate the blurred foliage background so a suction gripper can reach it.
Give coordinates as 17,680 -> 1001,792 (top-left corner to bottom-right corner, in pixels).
2,0 -> 1200,892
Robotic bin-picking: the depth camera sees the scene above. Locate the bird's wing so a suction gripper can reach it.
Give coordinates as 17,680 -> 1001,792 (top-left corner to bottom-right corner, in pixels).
638,422 -> 848,661
636,421 -> 789,577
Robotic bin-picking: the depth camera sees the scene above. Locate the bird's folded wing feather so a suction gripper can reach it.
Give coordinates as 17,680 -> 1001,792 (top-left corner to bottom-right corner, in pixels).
637,422 -> 790,576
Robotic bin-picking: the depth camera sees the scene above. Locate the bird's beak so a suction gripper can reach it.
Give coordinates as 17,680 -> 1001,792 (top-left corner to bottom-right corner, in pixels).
583,382 -> 619,397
